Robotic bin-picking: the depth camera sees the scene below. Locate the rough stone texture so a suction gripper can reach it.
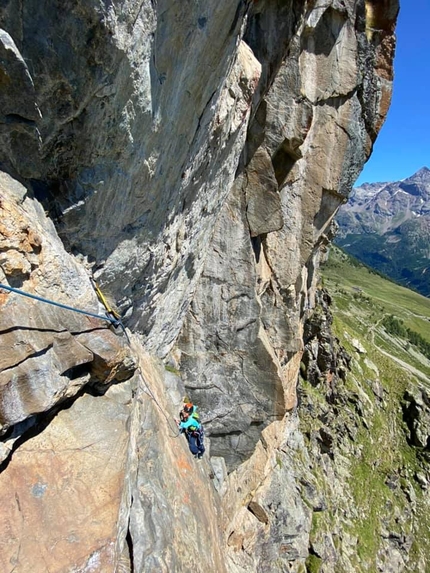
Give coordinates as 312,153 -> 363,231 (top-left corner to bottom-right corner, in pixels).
0,172 -> 136,450
244,148 -> 283,237
302,289 -> 351,391
0,1 -> 262,358
0,329 -> 233,573
0,382 -> 134,573
403,387 -> 430,449
176,0 -> 398,470
0,0 -> 400,572
0,29 -> 42,178
296,283 -> 429,573
128,343 -> 228,573
222,418 -> 312,573
0,0 -> 397,359
177,178 -> 286,470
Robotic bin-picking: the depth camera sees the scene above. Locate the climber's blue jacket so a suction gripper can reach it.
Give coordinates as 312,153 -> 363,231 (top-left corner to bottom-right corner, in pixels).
179,416 -> 201,432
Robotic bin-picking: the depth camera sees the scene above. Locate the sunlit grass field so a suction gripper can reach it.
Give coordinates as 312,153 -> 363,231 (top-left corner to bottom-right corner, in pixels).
321,247 -> 430,381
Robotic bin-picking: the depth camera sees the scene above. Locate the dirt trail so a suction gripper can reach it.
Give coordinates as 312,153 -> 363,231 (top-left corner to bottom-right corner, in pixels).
378,347 -> 430,384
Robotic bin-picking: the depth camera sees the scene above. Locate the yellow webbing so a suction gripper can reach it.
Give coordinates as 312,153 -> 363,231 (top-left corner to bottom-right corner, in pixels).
93,280 -> 121,320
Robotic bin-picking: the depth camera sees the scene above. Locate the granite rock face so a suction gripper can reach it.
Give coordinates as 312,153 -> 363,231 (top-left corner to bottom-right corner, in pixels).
0,0 -> 399,572
0,172 -> 136,465
127,345 -> 229,573
222,417 -> 313,573
1,0 -> 262,359
175,0 -> 399,469
0,382 -> 134,573
403,387 -> 430,449
0,0 -> 396,358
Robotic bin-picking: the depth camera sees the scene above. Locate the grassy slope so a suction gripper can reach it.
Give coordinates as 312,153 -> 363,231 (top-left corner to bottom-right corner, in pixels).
322,248 -> 430,379
316,247 -> 430,571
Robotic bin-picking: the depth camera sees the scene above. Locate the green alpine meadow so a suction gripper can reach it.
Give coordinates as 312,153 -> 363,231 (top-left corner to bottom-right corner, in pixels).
299,246 -> 430,571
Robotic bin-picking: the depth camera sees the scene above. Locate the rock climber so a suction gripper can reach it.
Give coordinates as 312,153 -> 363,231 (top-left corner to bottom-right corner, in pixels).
176,401 -> 205,459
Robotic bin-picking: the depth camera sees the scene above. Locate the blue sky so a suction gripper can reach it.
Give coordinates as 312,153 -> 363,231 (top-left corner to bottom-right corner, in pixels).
356,1 -> 430,185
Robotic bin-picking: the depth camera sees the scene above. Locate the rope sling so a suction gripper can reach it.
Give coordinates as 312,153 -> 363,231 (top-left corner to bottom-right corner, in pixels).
0,281 -> 181,437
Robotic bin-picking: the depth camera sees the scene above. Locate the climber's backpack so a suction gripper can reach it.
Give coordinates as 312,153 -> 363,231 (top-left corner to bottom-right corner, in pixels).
182,403 -> 203,436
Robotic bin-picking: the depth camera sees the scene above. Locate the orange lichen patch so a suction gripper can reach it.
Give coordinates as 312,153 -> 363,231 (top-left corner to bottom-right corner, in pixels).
283,350 -> 303,411
0,391 -> 130,573
0,248 -> 31,277
0,201 -> 42,255
374,34 -> 396,81
364,132 -> 373,157
176,452 -> 192,474
280,543 -> 294,554
20,226 -> 42,253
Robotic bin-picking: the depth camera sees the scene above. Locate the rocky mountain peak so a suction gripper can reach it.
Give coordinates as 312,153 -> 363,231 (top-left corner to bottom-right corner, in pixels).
348,181 -> 388,204
337,166 -> 430,233
398,166 -> 430,198
409,165 -> 430,181
336,166 -> 430,295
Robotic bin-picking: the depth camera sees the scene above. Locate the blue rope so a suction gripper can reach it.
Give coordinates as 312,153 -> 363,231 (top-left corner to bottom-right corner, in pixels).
0,283 -> 179,433
0,283 -> 119,325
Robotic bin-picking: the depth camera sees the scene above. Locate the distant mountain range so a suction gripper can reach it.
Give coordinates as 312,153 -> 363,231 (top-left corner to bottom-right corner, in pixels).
335,167 -> 430,296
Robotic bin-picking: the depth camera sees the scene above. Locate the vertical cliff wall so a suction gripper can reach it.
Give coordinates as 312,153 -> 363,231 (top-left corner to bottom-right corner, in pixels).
175,0 -> 398,468
0,1 -> 400,571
